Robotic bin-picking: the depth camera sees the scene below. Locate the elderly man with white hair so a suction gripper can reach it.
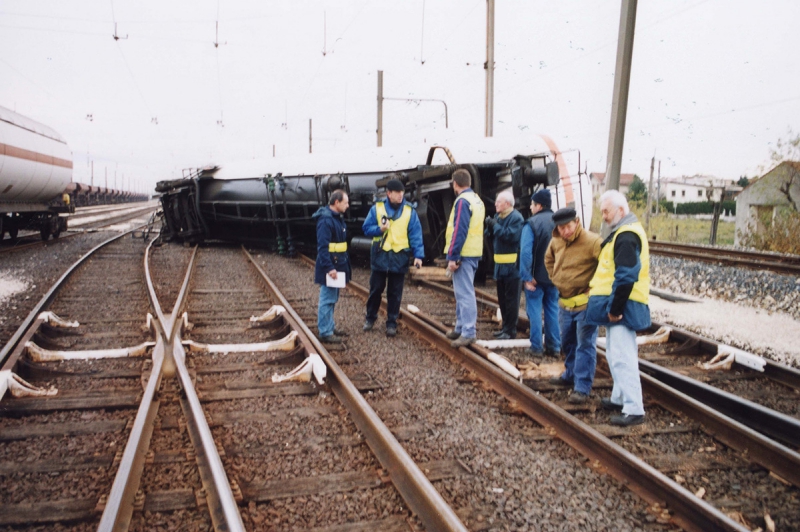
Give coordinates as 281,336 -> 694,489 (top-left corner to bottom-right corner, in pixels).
484,189 -> 524,339
586,189 -> 651,426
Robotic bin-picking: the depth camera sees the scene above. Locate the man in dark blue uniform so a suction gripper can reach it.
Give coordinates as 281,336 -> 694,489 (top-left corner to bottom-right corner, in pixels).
485,189 -> 524,339
312,190 -> 351,344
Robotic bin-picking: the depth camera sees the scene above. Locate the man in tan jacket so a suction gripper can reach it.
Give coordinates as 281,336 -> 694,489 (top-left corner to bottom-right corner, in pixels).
544,207 -> 602,404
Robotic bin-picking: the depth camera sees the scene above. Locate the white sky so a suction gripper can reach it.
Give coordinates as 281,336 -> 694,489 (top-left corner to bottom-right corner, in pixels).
1,0 -> 798,193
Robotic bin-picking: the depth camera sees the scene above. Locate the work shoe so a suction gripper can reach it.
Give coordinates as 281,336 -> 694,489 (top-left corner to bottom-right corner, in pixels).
568,391 -> 590,404
386,326 -> 397,338
492,330 -> 506,338
334,328 -> 348,336
600,398 -> 623,412
610,413 -> 645,427
493,332 -> 512,340
527,348 -> 544,357
450,336 -> 475,348
543,348 -> 560,357
319,335 -> 342,344
548,375 -> 573,387
362,320 -> 375,332
445,330 -> 461,340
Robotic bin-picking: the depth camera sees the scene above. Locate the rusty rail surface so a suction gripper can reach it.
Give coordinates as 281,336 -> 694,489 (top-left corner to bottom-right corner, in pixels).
298,254 -> 746,532
246,248 -> 469,532
649,240 -> 800,276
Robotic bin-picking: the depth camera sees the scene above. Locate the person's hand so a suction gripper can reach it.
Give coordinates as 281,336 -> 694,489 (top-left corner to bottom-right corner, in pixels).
484,216 -> 496,229
608,313 -> 623,323
328,269 -> 338,280
380,219 -> 389,233
413,258 -> 423,268
524,280 -> 536,291
447,260 -> 459,272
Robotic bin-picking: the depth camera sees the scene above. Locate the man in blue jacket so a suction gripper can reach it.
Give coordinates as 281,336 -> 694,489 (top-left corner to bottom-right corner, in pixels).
586,190 -> 651,426
518,189 -> 560,358
484,189 -> 524,339
362,178 -> 424,337
313,189 -> 351,344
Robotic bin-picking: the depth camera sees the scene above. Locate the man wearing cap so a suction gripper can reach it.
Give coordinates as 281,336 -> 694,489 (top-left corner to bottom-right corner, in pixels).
444,168 -> 485,348
312,189 -> 351,344
484,189 -> 524,340
544,207 -> 602,404
362,177 -> 425,337
586,190 -> 651,426
518,189 -> 560,357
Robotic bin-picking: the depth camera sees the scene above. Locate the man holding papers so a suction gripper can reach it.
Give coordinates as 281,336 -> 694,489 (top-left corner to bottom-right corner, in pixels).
312,190 -> 352,344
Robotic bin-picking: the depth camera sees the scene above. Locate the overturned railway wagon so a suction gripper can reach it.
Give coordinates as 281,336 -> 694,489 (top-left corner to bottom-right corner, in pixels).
157,138 -> 592,263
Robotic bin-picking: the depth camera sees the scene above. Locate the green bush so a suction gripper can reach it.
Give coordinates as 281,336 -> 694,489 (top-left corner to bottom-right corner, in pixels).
659,201 -> 736,216
738,210 -> 800,254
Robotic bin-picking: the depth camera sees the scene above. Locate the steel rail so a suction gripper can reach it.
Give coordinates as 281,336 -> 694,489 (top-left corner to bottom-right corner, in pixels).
296,255 -> 745,531
649,241 -> 800,276
161,246 -> 246,532
0,229 -> 134,369
596,352 -> 800,489
650,320 -> 800,391
638,357 -> 800,450
349,285 -> 747,531
246,248 -> 469,532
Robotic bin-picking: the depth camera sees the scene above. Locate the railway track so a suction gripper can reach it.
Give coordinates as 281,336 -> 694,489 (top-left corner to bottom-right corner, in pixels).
0,202 -> 157,256
648,241 -> 800,276
390,271 -> 800,530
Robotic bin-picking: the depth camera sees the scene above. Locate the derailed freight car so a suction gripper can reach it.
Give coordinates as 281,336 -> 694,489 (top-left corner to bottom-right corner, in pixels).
156,136 -> 592,264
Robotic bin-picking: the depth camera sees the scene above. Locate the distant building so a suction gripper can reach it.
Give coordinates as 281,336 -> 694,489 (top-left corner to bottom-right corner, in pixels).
590,172 -> 635,197
661,175 -> 741,205
735,161 -> 800,246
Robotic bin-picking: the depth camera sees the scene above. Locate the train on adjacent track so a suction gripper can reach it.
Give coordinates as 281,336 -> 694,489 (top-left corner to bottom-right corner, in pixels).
156,135 -> 594,268
0,105 -> 149,242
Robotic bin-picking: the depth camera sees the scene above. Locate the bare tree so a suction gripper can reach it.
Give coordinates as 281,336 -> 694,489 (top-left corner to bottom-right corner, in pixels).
770,129 -> 800,211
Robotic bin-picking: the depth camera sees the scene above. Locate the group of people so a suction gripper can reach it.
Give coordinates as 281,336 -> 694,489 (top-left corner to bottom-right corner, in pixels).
312,169 -> 650,427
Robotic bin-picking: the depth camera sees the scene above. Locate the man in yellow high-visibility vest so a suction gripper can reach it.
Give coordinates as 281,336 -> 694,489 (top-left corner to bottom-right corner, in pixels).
444,169 -> 485,348
361,178 -> 424,337
586,190 -> 651,426
313,190 -> 351,344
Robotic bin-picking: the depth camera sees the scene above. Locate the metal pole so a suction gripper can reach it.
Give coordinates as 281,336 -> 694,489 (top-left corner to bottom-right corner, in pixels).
309,119 -> 312,154
91,161 -> 94,186
603,0 -> 638,193
485,0 -> 495,137
646,156 -> 654,232
657,160 -> 661,214
377,70 -> 383,147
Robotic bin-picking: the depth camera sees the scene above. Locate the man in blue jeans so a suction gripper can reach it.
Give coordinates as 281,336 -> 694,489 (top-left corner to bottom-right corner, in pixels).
519,189 -> 560,359
443,169 -> 485,348
544,207 -> 602,404
312,190 -> 351,344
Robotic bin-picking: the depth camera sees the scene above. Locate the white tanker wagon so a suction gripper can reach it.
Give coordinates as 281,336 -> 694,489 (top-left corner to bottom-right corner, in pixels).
156,134 -> 593,270
0,105 -> 73,241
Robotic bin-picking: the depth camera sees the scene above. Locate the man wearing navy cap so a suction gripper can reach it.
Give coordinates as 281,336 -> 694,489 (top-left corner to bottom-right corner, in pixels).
518,189 -> 560,358
362,177 -> 424,337
545,207 -> 602,404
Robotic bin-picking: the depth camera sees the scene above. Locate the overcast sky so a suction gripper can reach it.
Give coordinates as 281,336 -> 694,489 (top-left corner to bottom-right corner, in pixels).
2,0 -> 798,192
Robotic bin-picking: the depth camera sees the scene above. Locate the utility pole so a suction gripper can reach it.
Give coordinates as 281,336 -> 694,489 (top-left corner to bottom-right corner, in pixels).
377,70 -> 384,147
656,160 -> 661,214
91,161 -> 94,186
105,167 -> 108,189
645,156 -> 654,232
484,0 -> 495,137
309,119 -> 313,154
273,144 -> 276,157
603,0 -> 638,194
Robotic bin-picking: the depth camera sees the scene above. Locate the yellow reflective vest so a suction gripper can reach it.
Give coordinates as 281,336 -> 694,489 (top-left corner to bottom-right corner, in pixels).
444,190 -> 485,258
589,222 -> 650,304
374,202 -> 412,252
